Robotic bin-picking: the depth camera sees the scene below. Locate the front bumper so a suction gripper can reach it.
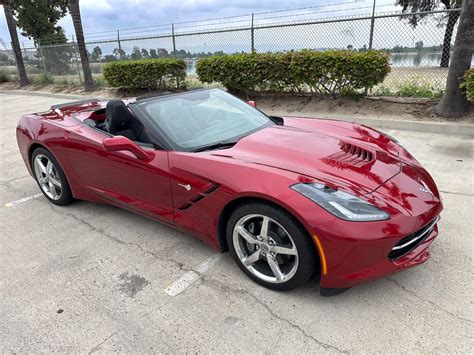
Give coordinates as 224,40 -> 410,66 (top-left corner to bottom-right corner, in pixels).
312,202 -> 442,290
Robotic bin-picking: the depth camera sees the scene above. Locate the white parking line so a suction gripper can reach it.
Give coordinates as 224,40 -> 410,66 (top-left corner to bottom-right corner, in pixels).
165,254 -> 224,297
4,193 -> 44,207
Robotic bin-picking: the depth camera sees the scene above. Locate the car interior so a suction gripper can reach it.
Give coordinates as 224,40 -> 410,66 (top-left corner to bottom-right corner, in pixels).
84,99 -> 153,144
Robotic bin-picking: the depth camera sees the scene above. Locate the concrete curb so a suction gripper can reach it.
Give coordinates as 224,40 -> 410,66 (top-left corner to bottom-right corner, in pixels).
2,89 -> 473,137
319,115 -> 474,137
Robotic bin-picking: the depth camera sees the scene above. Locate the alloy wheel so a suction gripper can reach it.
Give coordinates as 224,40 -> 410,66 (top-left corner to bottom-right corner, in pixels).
233,214 -> 299,283
33,154 -> 62,200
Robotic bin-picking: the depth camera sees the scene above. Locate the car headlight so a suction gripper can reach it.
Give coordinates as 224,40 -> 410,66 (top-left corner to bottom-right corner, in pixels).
291,183 -> 390,221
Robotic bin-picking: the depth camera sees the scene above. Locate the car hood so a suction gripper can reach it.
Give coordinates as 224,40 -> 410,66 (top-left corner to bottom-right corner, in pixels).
211,118 -> 401,195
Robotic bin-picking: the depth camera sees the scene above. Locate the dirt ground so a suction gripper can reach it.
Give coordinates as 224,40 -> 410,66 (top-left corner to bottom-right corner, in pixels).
1,82 -> 473,123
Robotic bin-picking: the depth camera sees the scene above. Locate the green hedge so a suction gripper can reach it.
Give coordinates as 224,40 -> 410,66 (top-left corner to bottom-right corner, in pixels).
461,68 -> 474,101
103,58 -> 186,90
196,50 -> 391,95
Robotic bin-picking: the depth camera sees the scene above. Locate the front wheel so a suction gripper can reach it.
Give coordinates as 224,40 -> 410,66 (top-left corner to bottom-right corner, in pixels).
226,203 -> 316,291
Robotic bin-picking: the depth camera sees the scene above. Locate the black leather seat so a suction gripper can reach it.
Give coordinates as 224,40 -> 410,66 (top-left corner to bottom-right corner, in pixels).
105,100 -> 151,143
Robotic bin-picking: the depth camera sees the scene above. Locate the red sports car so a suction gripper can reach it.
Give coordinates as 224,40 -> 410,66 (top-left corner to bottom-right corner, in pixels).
16,89 -> 442,296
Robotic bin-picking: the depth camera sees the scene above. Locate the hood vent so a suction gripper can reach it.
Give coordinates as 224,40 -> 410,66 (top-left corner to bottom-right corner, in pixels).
327,143 -> 374,167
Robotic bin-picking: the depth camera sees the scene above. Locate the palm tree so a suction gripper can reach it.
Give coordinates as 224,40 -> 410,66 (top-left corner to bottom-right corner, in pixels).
68,0 -> 94,91
435,0 -> 474,117
2,0 -> 29,86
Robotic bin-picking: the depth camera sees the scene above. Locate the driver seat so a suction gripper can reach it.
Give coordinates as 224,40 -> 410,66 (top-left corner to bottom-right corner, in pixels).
105,100 -> 151,143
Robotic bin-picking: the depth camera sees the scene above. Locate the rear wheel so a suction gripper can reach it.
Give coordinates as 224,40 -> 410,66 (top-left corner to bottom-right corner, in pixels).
32,148 -> 73,206
226,202 -> 316,291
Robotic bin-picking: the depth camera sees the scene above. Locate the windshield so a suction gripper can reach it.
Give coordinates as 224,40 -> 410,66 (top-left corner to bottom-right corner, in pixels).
131,89 -> 273,151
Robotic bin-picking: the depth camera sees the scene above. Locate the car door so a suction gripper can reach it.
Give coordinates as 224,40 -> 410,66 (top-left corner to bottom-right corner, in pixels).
64,124 -> 174,224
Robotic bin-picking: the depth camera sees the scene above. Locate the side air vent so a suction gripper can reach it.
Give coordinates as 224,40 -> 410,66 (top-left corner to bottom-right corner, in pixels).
177,183 -> 220,210
328,143 -> 374,167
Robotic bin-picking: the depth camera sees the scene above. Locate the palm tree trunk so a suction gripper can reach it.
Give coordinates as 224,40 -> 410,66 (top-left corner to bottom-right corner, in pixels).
435,0 -> 474,118
440,10 -> 460,68
68,0 -> 94,91
3,1 -> 29,86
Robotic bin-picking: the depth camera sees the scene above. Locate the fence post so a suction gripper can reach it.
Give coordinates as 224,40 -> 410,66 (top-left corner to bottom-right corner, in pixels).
251,13 -> 255,53
37,39 -> 47,76
368,0 -> 376,50
117,30 -> 121,50
172,23 -> 177,55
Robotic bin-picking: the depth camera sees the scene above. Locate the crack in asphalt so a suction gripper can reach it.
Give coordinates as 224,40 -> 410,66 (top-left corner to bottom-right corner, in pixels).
203,278 -> 349,354
0,175 -> 30,187
88,328 -> 124,354
48,204 -> 201,274
386,277 -> 473,323
439,190 -> 474,197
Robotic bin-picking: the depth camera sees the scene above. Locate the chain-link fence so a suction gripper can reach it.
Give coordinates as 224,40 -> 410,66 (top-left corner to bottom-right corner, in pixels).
1,7 -> 470,94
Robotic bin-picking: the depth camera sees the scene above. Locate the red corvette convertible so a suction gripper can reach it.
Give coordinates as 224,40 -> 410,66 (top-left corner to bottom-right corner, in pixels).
16,89 -> 442,296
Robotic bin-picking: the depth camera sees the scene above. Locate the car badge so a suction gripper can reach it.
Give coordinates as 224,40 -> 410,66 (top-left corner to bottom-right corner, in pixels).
178,183 -> 192,191
419,180 -> 432,194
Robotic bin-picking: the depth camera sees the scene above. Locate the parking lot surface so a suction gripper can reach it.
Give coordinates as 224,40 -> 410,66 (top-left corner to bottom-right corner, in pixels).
1,92 -> 473,353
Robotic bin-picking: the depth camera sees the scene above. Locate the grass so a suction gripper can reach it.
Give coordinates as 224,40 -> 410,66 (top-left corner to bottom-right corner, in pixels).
373,80 -> 444,98
0,69 -> 11,83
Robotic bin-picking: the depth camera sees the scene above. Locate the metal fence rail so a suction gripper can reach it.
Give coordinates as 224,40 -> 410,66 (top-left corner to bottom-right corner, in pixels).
1,8 -> 468,94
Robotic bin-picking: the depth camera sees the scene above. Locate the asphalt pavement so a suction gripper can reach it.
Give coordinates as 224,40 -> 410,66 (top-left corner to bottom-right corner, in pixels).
0,92 -> 473,353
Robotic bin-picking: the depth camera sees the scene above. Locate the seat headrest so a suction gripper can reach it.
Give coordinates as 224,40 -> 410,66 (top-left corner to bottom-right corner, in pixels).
105,99 -> 134,134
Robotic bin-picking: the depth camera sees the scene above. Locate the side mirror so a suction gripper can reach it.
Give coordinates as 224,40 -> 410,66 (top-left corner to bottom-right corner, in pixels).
247,100 -> 257,108
103,136 -> 153,161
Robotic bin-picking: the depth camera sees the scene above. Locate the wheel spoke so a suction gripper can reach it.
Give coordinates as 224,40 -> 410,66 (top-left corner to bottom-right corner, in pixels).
49,176 -> 61,188
48,182 -> 57,198
46,160 -> 53,174
35,158 -> 47,175
38,176 -> 48,184
260,216 -> 270,241
271,245 -> 297,256
236,225 -> 259,244
242,251 -> 260,267
266,254 -> 283,280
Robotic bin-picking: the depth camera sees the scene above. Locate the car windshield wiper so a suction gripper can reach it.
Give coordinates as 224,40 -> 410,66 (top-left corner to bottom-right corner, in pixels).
193,140 -> 239,152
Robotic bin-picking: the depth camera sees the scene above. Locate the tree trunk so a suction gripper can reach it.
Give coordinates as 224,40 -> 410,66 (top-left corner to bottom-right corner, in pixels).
3,2 -> 29,86
435,0 -> 474,118
68,0 -> 94,91
440,10 -> 460,68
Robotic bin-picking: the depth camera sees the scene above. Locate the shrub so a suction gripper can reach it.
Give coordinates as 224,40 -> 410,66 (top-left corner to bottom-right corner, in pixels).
32,72 -> 54,84
0,69 -> 11,83
103,58 -> 186,90
196,50 -> 390,95
461,68 -> 474,101
396,82 -> 443,98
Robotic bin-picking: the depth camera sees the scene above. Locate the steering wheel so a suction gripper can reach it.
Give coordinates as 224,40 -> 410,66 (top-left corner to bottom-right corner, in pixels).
206,109 -> 227,127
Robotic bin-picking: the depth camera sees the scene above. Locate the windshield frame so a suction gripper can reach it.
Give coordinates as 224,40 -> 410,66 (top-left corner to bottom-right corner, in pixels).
129,89 -> 274,152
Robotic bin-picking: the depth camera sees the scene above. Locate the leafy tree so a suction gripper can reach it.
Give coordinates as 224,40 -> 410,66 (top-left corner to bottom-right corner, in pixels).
1,0 -> 29,85
68,0 -> 94,91
141,48 -> 149,58
396,0 -> 462,67
157,48 -> 169,58
103,54 -> 117,62
130,46 -> 142,60
90,46 -> 102,62
9,0 -> 72,75
113,48 -> 127,60
435,0 -> 473,117
149,49 -> 158,58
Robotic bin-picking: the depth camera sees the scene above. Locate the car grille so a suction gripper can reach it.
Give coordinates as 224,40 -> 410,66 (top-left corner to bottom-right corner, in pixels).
328,143 -> 374,167
388,217 -> 440,260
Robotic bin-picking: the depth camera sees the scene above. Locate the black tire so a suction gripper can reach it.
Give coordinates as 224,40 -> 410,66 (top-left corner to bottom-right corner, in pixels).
31,147 -> 74,206
226,202 -> 316,291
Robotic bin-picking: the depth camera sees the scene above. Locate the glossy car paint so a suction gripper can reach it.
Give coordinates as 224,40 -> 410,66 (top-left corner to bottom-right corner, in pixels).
16,98 -> 442,291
